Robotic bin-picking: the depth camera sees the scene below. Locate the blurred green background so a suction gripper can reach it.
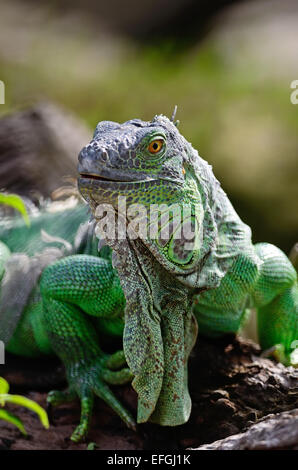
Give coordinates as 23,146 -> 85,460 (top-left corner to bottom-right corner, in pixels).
0,0 -> 297,252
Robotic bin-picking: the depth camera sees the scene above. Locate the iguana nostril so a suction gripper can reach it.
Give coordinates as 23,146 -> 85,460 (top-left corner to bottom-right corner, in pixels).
79,146 -> 109,165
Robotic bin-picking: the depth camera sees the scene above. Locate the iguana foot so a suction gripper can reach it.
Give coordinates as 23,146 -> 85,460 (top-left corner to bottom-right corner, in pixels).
261,343 -> 298,368
47,350 -> 135,442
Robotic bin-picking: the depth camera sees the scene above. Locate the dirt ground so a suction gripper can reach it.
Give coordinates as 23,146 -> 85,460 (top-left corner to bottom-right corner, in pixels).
0,335 -> 297,450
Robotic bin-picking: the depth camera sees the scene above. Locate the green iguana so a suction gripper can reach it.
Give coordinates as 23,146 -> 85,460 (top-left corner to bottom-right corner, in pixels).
0,112 -> 297,442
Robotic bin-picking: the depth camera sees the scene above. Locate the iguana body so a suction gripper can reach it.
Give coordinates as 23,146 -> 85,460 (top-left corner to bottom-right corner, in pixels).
0,114 -> 297,441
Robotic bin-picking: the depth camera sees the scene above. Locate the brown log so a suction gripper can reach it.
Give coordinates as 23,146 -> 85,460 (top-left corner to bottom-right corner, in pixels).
192,409 -> 298,450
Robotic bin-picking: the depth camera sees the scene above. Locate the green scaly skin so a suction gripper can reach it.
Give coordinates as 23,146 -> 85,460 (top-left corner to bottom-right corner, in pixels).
0,113 -> 297,442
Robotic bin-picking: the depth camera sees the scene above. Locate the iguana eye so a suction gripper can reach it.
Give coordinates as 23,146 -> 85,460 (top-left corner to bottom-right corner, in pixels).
148,139 -> 164,154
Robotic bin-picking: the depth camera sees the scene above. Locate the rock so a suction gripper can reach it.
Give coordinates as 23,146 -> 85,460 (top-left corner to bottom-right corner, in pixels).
192,409 -> 298,450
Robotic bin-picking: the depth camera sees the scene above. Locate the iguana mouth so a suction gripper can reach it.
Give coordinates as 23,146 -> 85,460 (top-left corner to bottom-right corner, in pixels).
79,171 -> 155,184
80,173 -> 121,182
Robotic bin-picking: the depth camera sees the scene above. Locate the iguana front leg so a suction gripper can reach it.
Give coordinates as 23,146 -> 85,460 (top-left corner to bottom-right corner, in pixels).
194,244 -> 298,367
253,243 -> 298,366
40,254 -> 135,442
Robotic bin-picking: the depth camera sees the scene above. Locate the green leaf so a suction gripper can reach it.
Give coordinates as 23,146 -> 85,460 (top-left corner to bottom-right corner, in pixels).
0,377 -> 9,405
0,377 -> 9,394
0,193 -> 30,226
0,409 -> 27,435
0,394 -> 49,429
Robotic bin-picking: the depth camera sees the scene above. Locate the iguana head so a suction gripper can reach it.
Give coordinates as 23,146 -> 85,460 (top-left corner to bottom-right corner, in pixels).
78,114 -> 186,208
78,114 -> 210,275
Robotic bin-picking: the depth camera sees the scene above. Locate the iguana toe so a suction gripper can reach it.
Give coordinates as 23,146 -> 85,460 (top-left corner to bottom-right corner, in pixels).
47,388 -> 77,407
105,350 -> 127,370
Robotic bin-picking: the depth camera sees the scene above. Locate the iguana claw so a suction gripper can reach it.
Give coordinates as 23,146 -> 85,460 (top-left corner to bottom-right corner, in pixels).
47,350 -> 135,442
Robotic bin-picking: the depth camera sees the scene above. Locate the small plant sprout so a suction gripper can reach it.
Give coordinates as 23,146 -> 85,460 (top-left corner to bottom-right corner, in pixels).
0,377 -> 49,436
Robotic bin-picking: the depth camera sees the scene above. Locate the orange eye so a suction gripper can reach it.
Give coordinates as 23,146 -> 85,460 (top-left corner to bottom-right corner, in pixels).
148,139 -> 164,154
